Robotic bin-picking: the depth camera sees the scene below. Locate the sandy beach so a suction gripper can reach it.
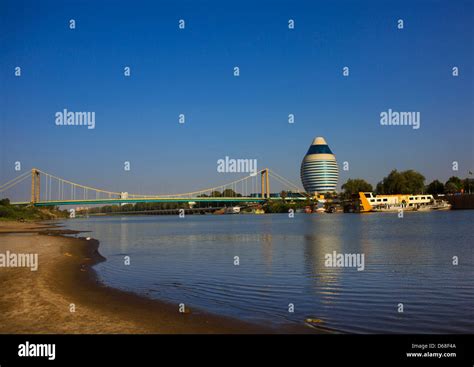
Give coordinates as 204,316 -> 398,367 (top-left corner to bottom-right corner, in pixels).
0,222 -> 262,334
0,221 -> 292,334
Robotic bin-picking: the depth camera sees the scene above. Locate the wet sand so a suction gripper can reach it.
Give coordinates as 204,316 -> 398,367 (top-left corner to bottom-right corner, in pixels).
0,221 -> 318,334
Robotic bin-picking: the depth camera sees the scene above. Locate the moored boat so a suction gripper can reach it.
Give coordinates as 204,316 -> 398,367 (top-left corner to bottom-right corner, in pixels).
225,206 -> 241,214
359,192 -> 451,212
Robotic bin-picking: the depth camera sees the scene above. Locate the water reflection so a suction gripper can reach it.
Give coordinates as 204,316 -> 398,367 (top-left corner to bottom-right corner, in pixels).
261,233 -> 273,271
302,216 -> 343,300
119,218 -> 129,253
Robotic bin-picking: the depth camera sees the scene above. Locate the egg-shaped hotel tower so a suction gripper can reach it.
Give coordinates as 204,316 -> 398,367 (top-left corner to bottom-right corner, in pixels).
300,137 -> 339,194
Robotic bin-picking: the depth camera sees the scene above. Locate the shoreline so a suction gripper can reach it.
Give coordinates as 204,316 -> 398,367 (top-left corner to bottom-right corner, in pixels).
0,221 -> 320,334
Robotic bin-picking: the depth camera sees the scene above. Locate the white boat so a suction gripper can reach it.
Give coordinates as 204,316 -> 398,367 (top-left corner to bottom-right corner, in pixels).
359,192 -> 451,212
225,206 -> 241,214
416,201 -> 451,211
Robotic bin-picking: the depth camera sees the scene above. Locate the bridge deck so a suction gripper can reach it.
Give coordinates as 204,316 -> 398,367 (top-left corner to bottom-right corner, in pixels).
12,196 -> 307,206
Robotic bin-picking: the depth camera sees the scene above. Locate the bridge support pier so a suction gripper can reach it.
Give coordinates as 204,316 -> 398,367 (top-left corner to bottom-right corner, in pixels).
30,169 -> 40,203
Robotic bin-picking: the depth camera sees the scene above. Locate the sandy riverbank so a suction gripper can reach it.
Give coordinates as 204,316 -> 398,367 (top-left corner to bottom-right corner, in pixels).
0,221 -> 318,334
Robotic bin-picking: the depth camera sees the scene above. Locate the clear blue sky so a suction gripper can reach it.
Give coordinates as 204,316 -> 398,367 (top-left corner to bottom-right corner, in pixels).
1,0 -> 473,197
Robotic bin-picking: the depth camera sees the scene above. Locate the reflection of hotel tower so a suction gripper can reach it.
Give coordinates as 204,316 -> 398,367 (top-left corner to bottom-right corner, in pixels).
300,137 -> 339,194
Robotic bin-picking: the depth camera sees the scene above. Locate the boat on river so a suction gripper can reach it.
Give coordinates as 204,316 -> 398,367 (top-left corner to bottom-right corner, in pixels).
359,192 -> 451,213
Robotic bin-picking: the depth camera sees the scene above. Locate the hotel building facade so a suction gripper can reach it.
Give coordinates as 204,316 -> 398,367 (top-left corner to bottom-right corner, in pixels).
300,137 -> 339,194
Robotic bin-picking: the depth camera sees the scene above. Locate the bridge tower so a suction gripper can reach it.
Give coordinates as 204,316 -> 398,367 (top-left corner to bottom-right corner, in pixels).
260,168 -> 270,199
30,168 -> 40,203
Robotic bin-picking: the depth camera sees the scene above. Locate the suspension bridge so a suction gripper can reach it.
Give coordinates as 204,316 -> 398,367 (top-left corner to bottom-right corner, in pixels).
0,168 -> 309,207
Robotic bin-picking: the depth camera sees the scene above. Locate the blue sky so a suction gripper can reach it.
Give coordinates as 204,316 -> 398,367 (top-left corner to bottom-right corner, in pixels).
1,0 -> 473,197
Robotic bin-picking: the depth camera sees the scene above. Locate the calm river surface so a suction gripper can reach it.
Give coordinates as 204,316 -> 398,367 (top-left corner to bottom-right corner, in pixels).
62,211 -> 473,333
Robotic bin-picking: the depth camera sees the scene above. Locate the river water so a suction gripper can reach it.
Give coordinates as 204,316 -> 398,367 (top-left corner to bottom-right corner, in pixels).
62,211 -> 474,333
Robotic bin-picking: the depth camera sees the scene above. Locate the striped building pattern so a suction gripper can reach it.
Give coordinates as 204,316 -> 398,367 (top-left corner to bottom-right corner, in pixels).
300,137 -> 339,194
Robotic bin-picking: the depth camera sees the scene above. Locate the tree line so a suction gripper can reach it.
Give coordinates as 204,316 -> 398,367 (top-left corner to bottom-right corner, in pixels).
341,169 -> 474,198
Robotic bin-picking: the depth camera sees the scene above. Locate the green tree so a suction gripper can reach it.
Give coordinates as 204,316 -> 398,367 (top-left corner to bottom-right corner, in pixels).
445,176 -> 462,192
222,189 -> 240,197
0,198 -> 10,206
376,169 -> 425,194
341,179 -> 373,198
404,170 -> 426,194
445,181 -> 458,194
426,180 -> 445,195
462,178 -> 474,194
121,204 -> 134,211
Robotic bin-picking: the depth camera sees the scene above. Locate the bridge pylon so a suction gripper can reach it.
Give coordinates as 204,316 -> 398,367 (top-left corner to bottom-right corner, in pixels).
260,168 -> 270,199
30,168 -> 40,203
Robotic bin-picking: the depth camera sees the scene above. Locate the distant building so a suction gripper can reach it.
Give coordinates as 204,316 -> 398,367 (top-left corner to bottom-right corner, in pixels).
120,192 -> 129,206
300,137 -> 339,194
